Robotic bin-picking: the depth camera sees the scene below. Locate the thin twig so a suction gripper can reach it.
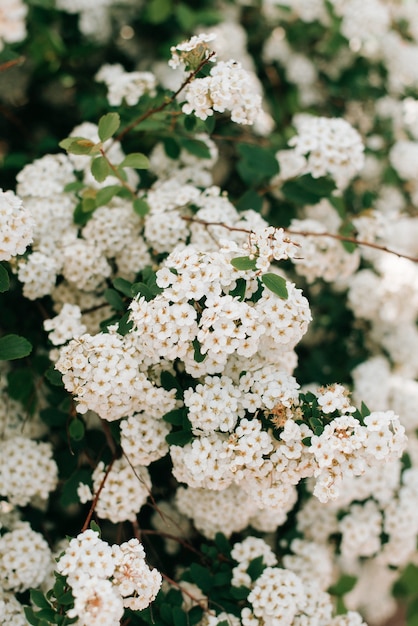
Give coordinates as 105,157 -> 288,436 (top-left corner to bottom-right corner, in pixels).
0,56 -> 25,72
113,52 -> 216,144
181,216 -> 418,263
81,455 -> 116,532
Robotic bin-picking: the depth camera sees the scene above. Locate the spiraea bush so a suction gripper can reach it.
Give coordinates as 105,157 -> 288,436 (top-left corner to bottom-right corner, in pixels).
1,1 -> 418,625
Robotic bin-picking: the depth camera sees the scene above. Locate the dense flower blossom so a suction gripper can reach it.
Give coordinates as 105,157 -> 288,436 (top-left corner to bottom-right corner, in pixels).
288,115 -> 365,189
182,60 -> 263,124
0,189 -> 34,261
56,530 -> 161,623
0,522 -> 52,592
96,63 -> 157,106
0,0 -> 27,50
0,436 -> 58,506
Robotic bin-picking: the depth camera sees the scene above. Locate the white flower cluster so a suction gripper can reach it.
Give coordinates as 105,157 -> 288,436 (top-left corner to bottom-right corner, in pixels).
0,0 -> 27,51
0,189 -> 34,261
0,587 -> 28,626
96,63 -> 157,106
287,200 -> 360,284
0,436 -> 58,506
169,33 -> 217,70
55,329 -> 176,421
77,457 -> 151,523
243,226 -> 300,272
44,303 -> 87,346
288,115 -> 365,189
0,522 -> 52,592
239,560 -> 367,626
56,530 -> 161,624
231,536 -> 277,588
182,60 -> 263,124
148,133 -> 218,187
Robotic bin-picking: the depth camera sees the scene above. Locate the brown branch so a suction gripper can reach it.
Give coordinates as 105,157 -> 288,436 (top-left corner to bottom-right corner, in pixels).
181,216 -> 418,263
286,228 -> 418,263
81,455 -> 116,532
0,56 -> 25,72
139,528 -> 203,558
113,52 -> 216,144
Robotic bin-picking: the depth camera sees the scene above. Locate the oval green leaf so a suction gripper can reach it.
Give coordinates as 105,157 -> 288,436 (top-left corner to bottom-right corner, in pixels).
133,198 -> 150,216
231,256 -> 257,271
98,112 -> 120,142
0,334 -> 32,360
120,152 -> 150,169
91,156 -> 111,183
261,273 -> 288,299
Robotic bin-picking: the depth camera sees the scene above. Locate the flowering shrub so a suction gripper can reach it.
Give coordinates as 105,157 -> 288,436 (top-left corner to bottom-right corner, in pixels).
1,1 -> 418,625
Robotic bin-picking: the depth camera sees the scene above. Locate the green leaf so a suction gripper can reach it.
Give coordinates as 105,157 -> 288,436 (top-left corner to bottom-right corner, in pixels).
120,152 -> 150,169
192,339 -> 206,363
247,556 -> 265,581
282,174 -> 336,205
230,586 -> 250,600
0,263 -> 10,292
60,468 -> 92,508
81,196 -> 97,213
30,590 -> 51,610
393,564 -> 418,598
69,418 -> 85,441
297,174 -> 336,197
133,198 -> 150,217
360,401 -> 370,418
230,256 -> 257,271
214,532 -> 231,555
163,137 -> 181,159
172,607 -> 188,626
328,574 -> 357,596
161,371 -> 183,398
104,288 -> 125,311
98,112 -> 120,142
90,520 -> 101,536
189,563 -> 213,593
184,115 -> 197,132
24,606 -> 41,626
40,408 -> 67,427
145,0 -> 172,23
237,144 -> 279,186
339,222 -> 357,253
308,416 -> 324,435
131,282 -> 155,301
204,115 -> 216,133
91,156 -> 111,183
44,366 -> 63,387
261,273 -> 288,299
229,278 -> 246,301
165,430 -> 193,447
117,312 -> 133,336
0,334 -> 32,360
60,137 -> 96,155
235,189 -> 263,213
113,277 -> 133,298
180,138 -> 211,160
188,606 -> 204,625
64,180 -> 85,194
160,603 -> 173,624
163,409 -> 187,426
95,185 -> 122,207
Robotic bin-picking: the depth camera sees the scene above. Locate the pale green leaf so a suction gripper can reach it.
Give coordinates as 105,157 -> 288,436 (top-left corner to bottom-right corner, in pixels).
98,112 -> 120,142
261,273 -> 288,299
120,152 -> 150,169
